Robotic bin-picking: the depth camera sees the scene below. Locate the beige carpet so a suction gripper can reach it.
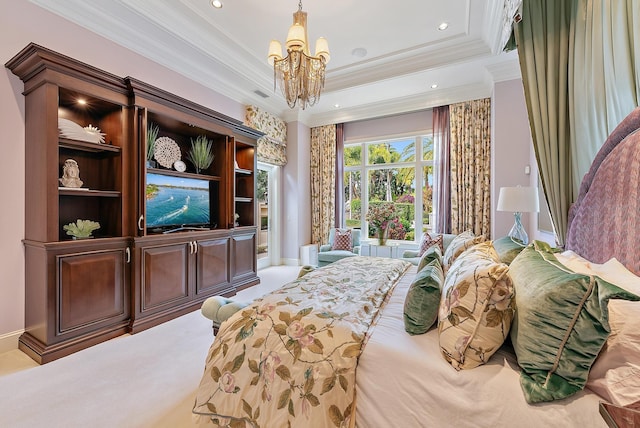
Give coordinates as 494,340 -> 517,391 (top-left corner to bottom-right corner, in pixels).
0,265 -> 301,428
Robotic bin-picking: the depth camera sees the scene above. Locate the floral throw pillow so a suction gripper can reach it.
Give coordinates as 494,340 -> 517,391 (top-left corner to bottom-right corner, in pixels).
332,228 -> 353,251
418,233 -> 444,256
438,241 -> 514,370
442,230 -> 486,272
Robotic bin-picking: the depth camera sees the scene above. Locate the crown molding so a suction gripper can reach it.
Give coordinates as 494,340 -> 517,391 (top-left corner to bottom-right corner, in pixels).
303,82 -> 493,128
325,38 -> 490,92
485,51 -> 521,82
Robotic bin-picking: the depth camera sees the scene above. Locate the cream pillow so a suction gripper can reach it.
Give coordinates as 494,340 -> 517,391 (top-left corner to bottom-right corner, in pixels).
442,230 -> 486,272
438,241 -> 514,370
556,251 -> 640,406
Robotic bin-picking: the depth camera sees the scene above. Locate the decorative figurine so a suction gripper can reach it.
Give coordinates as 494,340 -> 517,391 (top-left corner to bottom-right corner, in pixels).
59,159 -> 83,188
63,219 -> 101,239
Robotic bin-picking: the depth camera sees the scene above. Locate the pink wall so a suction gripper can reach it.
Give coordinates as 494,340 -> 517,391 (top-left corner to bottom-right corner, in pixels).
491,80 -> 537,239
344,110 -> 433,142
282,122 -> 311,264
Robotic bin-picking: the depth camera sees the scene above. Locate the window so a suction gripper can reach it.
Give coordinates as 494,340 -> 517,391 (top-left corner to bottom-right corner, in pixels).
343,134 -> 435,242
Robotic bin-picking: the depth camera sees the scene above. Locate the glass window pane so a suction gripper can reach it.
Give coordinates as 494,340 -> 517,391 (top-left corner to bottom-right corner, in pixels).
344,145 -> 362,166
423,135 -> 434,161
344,170 -> 362,228
256,168 -> 269,260
423,165 -> 434,232
367,167 -> 415,241
367,139 -> 415,165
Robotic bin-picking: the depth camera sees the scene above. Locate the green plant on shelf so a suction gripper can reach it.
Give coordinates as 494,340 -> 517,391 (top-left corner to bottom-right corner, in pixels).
147,122 -> 159,163
63,219 -> 101,239
187,135 -> 214,174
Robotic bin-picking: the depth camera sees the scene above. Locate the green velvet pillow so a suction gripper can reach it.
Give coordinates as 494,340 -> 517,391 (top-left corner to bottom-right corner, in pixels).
509,241 -> 640,403
417,244 -> 442,272
403,259 -> 444,335
492,236 -> 526,264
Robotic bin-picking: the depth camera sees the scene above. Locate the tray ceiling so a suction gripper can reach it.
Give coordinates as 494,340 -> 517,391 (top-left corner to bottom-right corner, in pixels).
30,0 -> 521,126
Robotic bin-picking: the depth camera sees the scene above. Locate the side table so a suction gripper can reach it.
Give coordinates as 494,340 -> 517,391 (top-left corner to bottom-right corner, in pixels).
599,401 -> 640,428
367,242 -> 400,258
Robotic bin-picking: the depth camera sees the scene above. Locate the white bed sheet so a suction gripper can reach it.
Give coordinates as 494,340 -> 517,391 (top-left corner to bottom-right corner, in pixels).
355,267 -> 607,428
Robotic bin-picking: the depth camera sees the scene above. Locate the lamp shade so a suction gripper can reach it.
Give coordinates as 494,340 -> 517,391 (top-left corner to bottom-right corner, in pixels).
314,37 -> 330,63
285,23 -> 305,51
268,40 -> 283,65
497,186 -> 540,213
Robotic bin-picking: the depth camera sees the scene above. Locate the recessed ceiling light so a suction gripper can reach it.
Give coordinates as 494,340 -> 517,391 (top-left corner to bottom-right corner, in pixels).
334,104 -> 341,108
77,98 -> 87,105
351,48 -> 367,58
210,0 -> 223,8
430,84 -> 438,89
438,22 -> 449,31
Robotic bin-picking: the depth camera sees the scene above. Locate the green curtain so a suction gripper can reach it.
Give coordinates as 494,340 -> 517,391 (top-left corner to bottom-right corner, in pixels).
515,0 -> 640,246
569,0 -> 640,194
515,0 -> 574,246
449,98 -> 492,237
310,125 -> 336,244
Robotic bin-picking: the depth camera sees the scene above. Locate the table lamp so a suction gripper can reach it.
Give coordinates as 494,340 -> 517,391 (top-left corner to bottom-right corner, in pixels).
497,186 -> 539,244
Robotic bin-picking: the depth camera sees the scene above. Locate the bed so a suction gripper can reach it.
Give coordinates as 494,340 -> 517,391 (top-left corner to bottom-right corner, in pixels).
193,107 -> 640,427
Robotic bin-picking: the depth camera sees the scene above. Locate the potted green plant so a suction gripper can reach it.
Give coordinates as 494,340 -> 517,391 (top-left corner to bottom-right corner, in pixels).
146,122 -> 159,168
63,219 -> 101,239
187,135 -> 214,174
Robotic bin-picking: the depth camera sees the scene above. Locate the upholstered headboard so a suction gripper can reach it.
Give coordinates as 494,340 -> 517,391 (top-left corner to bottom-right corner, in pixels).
566,107 -> 640,276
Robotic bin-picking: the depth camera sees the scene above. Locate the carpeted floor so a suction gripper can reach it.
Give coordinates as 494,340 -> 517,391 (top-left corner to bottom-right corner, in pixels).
0,265 -> 301,428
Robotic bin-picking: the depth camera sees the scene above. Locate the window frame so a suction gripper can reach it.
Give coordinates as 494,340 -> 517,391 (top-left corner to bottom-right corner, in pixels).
342,132 -> 435,243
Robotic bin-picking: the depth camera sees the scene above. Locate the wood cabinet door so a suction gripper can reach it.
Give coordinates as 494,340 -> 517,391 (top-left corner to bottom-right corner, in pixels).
58,248 -> 128,334
140,243 -> 190,312
232,230 -> 257,281
195,237 -> 232,296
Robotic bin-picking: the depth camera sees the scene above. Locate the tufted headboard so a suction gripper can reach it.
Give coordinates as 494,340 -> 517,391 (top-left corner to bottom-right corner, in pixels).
565,107 -> 640,276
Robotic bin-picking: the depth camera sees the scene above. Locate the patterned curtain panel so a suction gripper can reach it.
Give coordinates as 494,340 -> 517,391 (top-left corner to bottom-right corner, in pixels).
245,105 -> 287,166
310,125 -> 336,245
449,98 -> 492,237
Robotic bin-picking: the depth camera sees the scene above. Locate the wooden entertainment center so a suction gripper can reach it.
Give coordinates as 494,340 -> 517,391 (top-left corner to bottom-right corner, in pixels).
6,43 -> 262,364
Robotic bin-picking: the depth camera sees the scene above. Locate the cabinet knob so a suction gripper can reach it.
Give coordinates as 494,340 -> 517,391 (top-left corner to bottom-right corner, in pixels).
138,215 -> 144,231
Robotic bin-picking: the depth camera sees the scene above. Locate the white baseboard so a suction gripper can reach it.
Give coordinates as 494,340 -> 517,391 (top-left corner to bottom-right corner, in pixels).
0,330 -> 22,354
281,258 -> 300,266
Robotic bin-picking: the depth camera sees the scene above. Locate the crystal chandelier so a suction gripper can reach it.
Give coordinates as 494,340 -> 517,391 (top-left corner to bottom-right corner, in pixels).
268,1 -> 330,110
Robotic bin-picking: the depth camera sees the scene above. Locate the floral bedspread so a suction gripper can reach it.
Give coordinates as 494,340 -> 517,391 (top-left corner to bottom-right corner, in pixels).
193,256 -> 410,428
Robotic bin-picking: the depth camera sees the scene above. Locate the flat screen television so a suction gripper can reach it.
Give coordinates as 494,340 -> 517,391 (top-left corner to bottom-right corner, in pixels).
146,173 -> 211,232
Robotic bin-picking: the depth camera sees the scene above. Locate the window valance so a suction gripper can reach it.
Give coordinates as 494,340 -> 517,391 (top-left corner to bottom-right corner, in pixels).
245,105 -> 287,166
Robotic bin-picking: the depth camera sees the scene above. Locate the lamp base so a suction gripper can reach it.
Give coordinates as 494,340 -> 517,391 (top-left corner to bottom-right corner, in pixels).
508,212 -> 529,244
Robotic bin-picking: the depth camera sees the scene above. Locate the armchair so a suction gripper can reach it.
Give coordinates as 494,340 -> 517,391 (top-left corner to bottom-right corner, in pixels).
317,228 -> 361,267
401,233 -> 457,265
